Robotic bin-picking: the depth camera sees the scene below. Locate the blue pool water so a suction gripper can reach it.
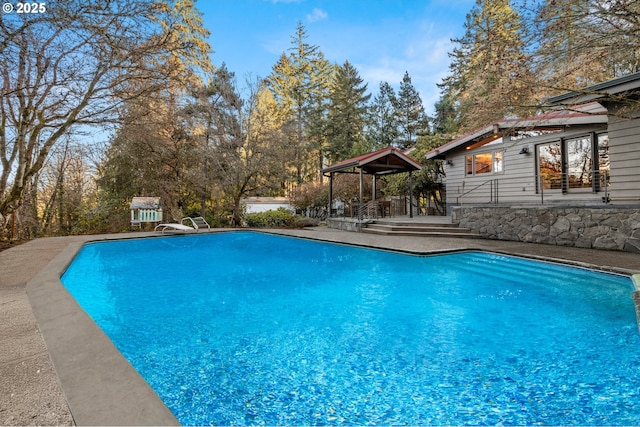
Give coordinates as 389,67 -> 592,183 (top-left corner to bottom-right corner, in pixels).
61,232 -> 640,425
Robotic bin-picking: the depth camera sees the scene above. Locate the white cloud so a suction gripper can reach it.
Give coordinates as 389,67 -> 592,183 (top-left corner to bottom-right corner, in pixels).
349,34 -> 455,115
306,8 -> 328,23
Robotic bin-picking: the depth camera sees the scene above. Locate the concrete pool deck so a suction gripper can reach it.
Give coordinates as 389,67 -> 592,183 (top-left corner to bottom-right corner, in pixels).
2,227 -> 640,425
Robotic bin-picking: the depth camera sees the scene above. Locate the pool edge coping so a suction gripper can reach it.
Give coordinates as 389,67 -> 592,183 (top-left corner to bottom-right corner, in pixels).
26,237 -> 180,426
26,229 -> 640,425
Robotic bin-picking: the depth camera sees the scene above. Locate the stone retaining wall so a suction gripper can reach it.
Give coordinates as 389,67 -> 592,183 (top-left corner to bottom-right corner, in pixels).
326,218 -> 362,232
452,206 -> 640,253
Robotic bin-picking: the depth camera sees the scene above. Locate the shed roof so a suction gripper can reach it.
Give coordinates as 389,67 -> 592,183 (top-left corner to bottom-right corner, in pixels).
321,146 -> 422,176
129,197 -> 161,209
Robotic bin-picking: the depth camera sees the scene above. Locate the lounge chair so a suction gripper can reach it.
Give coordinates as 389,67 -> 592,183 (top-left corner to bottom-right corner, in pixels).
182,216 -> 210,230
154,216 -> 210,234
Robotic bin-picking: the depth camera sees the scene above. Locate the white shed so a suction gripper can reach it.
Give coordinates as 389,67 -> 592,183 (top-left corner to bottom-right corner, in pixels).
242,197 -> 294,214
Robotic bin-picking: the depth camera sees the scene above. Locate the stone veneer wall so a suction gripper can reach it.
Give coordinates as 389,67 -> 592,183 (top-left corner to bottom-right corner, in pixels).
452,206 -> 640,253
326,218 -> 362,232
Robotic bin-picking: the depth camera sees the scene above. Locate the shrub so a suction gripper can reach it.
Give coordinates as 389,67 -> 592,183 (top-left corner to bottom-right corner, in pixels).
244,208 -> 295,228
289,182 -> 328,219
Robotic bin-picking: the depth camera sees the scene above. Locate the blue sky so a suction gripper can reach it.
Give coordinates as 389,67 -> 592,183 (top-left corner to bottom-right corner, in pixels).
199,0 -> 476,115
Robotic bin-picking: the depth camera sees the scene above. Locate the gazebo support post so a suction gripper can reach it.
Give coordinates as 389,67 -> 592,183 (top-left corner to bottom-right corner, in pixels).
328,172 -> 333,218
372,175 -> 377,201
359,168 -> 364,220
409,170 -> 414,218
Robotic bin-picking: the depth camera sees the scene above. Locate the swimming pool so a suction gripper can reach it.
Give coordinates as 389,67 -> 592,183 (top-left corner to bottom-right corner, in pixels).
61,231 -> 640,425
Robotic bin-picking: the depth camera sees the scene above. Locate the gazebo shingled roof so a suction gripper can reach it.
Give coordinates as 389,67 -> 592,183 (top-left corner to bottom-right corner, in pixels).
321,146 -> 422,176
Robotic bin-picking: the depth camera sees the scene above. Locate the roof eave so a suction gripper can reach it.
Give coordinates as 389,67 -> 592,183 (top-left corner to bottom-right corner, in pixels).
321,161 -> 359,174
322,147 -> 422,174
425,114 -> 608,160
549,72 -> 640,105
425,124 -> 497,160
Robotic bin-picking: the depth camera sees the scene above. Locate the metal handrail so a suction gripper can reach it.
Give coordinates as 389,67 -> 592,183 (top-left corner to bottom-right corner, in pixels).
536,169 -> 610,204
457,179 -> 499,205
357,200 -> 379,220
456,170 -> 610,206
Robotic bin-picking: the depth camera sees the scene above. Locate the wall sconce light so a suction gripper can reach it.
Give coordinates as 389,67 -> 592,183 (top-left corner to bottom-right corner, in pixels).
518,147 -> 530,155
446,160 -> 454,166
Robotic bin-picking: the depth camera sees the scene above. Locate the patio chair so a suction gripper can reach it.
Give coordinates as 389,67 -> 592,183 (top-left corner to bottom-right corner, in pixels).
182,216 -> 210,230
154,216 -> 210,234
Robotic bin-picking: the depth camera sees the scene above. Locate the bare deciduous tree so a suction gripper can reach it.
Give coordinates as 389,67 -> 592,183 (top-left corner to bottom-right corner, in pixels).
205,75 -> 288,225
0,0 -> 211,230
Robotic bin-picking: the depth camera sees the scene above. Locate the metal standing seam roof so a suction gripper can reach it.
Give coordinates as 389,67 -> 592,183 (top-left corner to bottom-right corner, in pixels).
321,146 -> 422,176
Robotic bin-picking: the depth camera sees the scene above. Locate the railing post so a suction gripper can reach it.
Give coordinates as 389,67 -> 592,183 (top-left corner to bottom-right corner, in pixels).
491,178 -> 499,205
489,179 -> 496,204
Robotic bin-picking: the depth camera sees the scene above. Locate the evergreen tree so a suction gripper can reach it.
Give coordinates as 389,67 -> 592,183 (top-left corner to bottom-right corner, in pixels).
326,61 -> 371,162
394,72 -> 429,149
186,70 -> 288,225
267,22 -> 332,185
440,0 -> 534,132
365,82 -> 399,151
97,91 -> 200,226
433,90 -> 460,135
184,64 -> 241,216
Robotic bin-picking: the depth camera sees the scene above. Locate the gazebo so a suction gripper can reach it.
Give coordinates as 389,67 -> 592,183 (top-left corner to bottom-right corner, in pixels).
321,147 -> 422,219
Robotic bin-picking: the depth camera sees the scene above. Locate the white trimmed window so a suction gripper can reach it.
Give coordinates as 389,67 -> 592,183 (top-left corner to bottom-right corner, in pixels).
465,151 -> 504,176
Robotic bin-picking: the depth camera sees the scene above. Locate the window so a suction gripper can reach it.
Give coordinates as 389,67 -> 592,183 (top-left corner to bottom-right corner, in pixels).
538,142 -> 562,190
596,133 -> 610,191
536,133 -> 608,193
494,151 -> 503,173
474,153 -> 493,174
466,151 -> 503,176
566,136 -> 593,189
597,133 -> 610,174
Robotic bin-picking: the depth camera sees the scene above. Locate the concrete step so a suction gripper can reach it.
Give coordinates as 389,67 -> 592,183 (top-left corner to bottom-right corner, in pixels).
362,219 -> 483,239
366,224 -> 472,234
361,227 -> 483,238
372,220 -> 459,228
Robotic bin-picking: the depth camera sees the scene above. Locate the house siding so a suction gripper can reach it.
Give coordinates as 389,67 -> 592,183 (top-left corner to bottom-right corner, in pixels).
444,125 -> 608,212
608,114 -> 640,204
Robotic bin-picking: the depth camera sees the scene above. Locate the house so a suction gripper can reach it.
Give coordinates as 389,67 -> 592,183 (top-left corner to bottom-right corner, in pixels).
427,101 -> 614,208
427,73 -> 640,209
426,72 -> 640,252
